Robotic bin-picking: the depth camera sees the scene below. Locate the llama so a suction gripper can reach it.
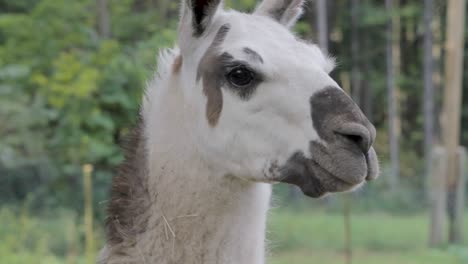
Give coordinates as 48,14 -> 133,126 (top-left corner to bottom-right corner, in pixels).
99,0 -> 379,263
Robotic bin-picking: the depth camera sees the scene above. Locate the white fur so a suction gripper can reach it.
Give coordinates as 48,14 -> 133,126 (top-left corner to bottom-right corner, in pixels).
255,0 -> 306,28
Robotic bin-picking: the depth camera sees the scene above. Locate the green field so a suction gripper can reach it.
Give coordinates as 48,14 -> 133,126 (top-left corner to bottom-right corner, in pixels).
1,207 -> 467,264
268,210 -> 468,264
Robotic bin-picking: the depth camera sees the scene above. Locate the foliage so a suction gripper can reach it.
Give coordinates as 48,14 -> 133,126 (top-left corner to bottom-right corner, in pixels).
0,0 -> 174,211
0,0 -> 467,221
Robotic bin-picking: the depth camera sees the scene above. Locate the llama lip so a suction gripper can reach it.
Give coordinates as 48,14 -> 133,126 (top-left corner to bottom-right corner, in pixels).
278,149 -> 376,198
364,147 -> 379,181
311,146 -> 380,186
305,158 -> 363,195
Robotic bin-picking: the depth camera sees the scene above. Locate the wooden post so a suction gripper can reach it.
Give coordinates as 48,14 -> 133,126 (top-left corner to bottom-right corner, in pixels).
429,146 -> 447,247
450,147 -> 466,243
442,0 -> 466,244
343,195 -> 352,264
83,164 -> 95,264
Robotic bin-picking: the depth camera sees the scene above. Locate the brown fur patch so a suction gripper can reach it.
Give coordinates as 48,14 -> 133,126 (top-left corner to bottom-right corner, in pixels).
172,55 -> 183,74
106,116 -> 151,245
204,80 -> 223,126
197,24 -> 231,126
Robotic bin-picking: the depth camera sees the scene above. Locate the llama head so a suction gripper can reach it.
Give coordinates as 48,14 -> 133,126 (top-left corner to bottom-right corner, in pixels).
173,0 -> 379,197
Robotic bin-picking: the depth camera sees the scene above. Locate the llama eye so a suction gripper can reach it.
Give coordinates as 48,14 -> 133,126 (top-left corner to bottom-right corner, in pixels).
227,66 -> 254,87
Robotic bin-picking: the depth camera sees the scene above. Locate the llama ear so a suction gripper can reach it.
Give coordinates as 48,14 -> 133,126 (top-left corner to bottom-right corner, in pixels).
254,0 -> 305,28
179,0 -> 223,37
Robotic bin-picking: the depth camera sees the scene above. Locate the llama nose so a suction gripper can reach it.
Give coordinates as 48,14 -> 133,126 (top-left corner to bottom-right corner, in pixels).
310,87 -> 376,154
334,123 -> 374,153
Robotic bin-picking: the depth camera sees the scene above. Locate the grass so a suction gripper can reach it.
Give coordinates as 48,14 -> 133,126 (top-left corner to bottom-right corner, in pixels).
0,206 -> 467,264
267,209 -> 468,264
0,207 -> 88,264
270,249 -> 460,264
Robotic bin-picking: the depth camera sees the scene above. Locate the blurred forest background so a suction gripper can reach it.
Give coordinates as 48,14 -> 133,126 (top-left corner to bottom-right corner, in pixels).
1,0 -> 468,263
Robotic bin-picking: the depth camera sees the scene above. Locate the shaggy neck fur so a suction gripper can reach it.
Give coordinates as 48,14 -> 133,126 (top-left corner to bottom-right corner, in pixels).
99,50 -> 272,264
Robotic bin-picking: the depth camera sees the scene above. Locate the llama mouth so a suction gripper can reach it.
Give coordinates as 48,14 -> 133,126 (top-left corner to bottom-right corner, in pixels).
305,158 -> 366,197
278,149 -> 378,198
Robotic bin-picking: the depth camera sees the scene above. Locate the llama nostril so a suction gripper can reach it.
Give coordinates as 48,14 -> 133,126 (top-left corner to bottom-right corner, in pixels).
344,134 -> 364,146
335,124 -> 372,153
340,133 -> 367,152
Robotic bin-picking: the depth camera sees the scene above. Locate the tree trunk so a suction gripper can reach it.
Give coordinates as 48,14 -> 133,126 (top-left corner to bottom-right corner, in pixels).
360,0 -> 372,119
392,0 -> 401,140
157,0 -> 171,25
385,0 -> 399,190
350,0 -> 361,106
83,164 -> 95,264
432,2 -> 443,141
423,0 -> 434,178
442,0 -> 466,245
97,0 -> 111,38
361,33 -> 372,118
316,0 -> 328,53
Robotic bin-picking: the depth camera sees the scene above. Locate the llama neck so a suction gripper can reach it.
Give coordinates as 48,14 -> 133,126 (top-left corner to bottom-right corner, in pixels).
144,159 -> 272,264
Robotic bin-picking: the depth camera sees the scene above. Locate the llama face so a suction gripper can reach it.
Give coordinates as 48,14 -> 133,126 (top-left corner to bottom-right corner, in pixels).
176,0 -> 379,197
